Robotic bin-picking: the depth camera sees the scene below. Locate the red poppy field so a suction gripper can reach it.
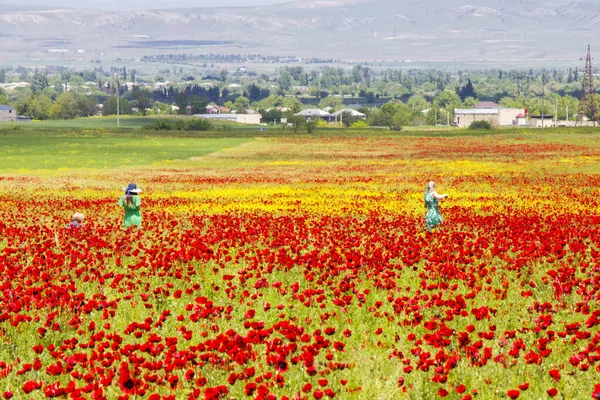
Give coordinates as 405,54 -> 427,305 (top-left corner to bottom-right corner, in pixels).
0,132 -> 599,399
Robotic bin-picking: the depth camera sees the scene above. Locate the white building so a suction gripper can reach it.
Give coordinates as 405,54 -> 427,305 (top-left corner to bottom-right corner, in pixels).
331,108 -> 367,121
454,102 -> 525,127
194,113 -> 262,125
294,109 -> 334,122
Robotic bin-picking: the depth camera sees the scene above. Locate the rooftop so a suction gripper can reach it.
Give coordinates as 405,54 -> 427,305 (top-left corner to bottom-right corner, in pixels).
0,105 -> 16,111
475,101 -> 500,109
455,108 -> 499,115
331,108 -> 366,117
295,109 -> 332,117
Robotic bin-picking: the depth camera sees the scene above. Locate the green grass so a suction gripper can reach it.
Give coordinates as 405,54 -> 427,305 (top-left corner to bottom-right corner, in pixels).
0,134 -> 252,171
22,116 -> 159,129
1,123 -> 600,172
17,116 -> 263,130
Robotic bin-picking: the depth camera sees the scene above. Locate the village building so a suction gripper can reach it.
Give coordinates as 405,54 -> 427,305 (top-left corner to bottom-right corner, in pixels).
454,102 -> 526,127
194,113 -> 262,125
205,105 -> 229,114
294,108 -> 334,122
0,105 -> 17,122
292,86 -> 309,93
331,108 -> 367,121
529,115 -> 556,128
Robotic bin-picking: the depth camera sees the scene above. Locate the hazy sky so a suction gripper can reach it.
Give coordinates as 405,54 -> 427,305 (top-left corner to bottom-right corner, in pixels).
3,0 -> 290,11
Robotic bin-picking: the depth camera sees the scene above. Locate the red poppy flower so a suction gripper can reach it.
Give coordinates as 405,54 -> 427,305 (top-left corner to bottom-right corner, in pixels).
518,383 -> 529,391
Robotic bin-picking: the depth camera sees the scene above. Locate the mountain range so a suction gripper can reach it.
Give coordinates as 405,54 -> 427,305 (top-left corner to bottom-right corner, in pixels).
0,0 -> 598,63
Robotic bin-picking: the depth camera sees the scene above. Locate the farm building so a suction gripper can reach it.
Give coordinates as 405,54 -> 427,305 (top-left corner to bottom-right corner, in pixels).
530,115 -> 556,128
331,109 -> 367,121
194,113 -> 262,125
294,109 -> 334,122
454,102 -> 525,127
0,105 -> 17,122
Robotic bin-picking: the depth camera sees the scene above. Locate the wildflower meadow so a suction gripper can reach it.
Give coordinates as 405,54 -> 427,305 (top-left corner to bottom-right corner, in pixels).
0,130 -> 599,399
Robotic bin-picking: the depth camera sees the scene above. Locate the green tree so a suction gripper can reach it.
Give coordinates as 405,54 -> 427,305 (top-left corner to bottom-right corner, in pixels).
28,95 -> 53,120
75,94 -> 96,117
259,108 -> 283,124
68,75 -> 85,87
318,96 -> 343,111
457,79 -> 476,100
286,113 -> 305,133
0,89 -> 9,106
233,96 -> 250,113
49,92 -> 78,119
462,97 -> 478,108
339,111 -> 359,127
278,69 -> 293,92
189,95 -> 207,115
132,88 -> 155,116
283,97 -> 303,113
103,97 -> 132,116
219,69 -> 229,82
432,91 -> 462,124
174,91 -> 189,115
407,95 -> 428,114
368,109 -> 393,127
31,68 -> 49,92
151,101 -> 172,115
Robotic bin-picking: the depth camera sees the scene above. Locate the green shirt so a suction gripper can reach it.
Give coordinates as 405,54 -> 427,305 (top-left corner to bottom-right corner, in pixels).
118,195 -> 142,228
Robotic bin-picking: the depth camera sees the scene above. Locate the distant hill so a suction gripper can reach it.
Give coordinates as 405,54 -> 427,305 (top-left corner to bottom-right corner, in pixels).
0,0 -> 598,62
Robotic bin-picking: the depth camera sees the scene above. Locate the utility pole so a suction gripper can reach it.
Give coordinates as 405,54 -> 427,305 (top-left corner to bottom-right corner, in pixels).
541,71 -> 546,133
115,73 -> 120,128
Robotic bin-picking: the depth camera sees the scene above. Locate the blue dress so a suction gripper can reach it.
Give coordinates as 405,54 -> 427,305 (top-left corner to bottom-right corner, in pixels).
424,192 -> 443,231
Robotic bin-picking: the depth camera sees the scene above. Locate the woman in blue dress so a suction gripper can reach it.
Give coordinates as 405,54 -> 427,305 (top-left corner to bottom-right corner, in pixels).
424,181 -> 448,231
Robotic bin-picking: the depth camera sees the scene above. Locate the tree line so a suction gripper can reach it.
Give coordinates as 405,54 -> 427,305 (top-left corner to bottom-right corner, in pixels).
0,64 -> 595,123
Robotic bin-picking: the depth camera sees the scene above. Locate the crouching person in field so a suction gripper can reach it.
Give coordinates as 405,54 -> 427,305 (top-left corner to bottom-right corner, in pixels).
67,212 -> 85,229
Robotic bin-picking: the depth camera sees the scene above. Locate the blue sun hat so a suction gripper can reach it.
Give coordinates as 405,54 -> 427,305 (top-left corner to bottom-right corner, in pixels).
122,183 -> 142,195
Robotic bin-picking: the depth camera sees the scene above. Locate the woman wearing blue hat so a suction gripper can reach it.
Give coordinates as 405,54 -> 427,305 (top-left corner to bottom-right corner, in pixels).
118,183 -> 142,228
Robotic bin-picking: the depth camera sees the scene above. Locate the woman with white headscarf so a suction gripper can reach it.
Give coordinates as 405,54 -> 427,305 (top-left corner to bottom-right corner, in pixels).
424,181 -> 448,232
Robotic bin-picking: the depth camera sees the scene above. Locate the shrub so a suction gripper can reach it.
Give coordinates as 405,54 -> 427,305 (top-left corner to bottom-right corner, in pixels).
306,121 -> 317,134
186,118 -> 212,131
350,120 -> 369,128
143,118 -> 213,131
469,120 -> 492,129
143,119 -> 172,130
